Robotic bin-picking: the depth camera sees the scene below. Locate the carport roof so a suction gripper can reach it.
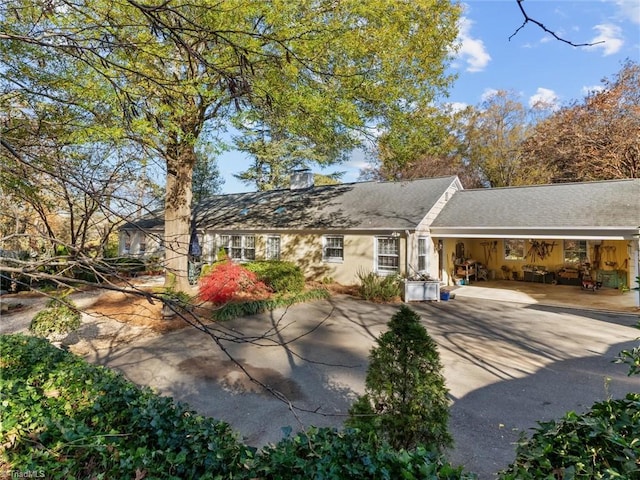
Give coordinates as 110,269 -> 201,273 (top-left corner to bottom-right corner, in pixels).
430,178 -> 640,239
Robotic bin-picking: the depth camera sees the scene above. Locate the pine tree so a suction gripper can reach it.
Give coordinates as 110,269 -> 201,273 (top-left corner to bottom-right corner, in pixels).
348,305 -> 452,452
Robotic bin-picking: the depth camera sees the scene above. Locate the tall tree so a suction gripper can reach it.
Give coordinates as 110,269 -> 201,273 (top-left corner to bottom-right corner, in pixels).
192,149 -> 224,205
232,102 -> 351,191
459,90 -> 550,187
363,105 -> 486,188
519,60 -> 640,182
0,88 -> 146,259
1,0 -> 461,291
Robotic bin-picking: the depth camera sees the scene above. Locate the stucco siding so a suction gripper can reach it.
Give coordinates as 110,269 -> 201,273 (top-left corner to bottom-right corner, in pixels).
200,231 -> 413,285
119,229 -> 163,258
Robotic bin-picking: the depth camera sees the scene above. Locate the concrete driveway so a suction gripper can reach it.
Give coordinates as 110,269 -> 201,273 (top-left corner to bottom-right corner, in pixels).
65,294 -> 640,479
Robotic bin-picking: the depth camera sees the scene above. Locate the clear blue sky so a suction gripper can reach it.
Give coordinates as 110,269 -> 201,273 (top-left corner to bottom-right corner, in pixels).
217,0 -> 640,194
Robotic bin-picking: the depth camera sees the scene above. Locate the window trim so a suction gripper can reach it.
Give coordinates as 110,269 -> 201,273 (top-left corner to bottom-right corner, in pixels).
563,239 -> 587,266
417,237 -> 429,272
323,235 -> 344,263
122,232 -> 131,255
375,236 -> 400,275
218,234 -> 256,262
266,235 -> 281,261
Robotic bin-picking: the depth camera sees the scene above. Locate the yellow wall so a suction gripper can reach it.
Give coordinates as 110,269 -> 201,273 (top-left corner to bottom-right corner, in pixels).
438,237 -> 632,287
204,232 -> 408,285
277,233 -> 377,284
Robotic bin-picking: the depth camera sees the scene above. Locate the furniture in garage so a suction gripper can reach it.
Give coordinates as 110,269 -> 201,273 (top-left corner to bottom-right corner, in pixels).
555,267 -> 582,286
523,266 -> 554,283
455,260 -> 477,283
596,269 -> 627,289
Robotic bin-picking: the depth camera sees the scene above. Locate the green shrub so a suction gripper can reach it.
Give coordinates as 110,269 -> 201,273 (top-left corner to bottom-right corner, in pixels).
347,305 -> 452,452
499,393 -> 640,479
199,263 -> 214,278
144,255 -> 164,273
214,288 -> 330,321
357,269 -> 401,302
0,333 -> 474,480
0,334 -> 252,479
29,294 -> 81,339
255,426 -> 474,479
245,261 -> 305,294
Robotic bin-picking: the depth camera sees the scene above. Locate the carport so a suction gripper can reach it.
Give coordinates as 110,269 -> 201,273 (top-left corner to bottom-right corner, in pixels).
429,179 -> 640,308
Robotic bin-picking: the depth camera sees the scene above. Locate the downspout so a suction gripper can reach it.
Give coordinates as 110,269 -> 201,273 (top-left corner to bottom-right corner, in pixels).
405,230 -> 411,278
635,229 -> 640,308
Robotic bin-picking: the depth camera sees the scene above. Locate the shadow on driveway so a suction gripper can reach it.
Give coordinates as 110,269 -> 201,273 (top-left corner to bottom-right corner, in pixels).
81,295 -> 639,479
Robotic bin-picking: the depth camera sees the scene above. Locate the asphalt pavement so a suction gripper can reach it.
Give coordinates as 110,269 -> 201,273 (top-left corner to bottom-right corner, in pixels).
2,289 -> 639,478
78,296 -> 640,478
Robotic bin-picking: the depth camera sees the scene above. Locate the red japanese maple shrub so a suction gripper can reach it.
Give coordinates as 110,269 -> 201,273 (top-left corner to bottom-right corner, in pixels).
199,260 -> 270,304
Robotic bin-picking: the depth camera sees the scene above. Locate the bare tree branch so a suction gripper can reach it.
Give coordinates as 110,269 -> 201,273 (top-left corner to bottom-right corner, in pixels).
510,0 -> 605,47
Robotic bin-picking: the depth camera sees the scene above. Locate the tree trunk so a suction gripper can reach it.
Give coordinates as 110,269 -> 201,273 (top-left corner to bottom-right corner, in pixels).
164,142 -> 195,292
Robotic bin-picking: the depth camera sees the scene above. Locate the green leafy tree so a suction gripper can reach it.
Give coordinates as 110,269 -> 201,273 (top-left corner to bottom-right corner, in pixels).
1,0 -> 461,292
0,91 -> 148,260
232,107 -> 349,191
348,305 -> 452,452
364,104 -> 486,188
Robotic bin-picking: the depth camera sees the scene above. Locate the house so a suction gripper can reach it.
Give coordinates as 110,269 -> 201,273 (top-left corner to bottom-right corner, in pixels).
119,173 -> 462,284
430,179 -> 640,290
119,175 -> 640,293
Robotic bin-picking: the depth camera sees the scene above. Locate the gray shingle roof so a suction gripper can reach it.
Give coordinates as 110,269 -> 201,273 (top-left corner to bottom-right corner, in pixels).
192,176 -> 458,231
430,179 -> 640,230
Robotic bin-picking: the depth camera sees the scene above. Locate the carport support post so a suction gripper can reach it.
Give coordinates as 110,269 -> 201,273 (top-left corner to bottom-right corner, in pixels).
635,231 -> 640,308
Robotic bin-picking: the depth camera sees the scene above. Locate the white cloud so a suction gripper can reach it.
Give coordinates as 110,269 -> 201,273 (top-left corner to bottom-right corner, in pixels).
581,85 -> 605,96
586,24 -> 624,56
612,0 -> 640,24
456,17 -> 491,72
528,88 -> 560,111
480,88 -> 499,102
447,102 -> 469,113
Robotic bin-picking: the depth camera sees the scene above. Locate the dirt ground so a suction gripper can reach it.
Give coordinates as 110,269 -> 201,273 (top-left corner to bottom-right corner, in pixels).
86,289 -> 188,334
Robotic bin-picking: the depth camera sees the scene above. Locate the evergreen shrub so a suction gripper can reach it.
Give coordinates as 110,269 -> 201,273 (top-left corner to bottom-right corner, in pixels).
348,305 -> 452,452
29,294 -> 81,339
245,261 -> 305,294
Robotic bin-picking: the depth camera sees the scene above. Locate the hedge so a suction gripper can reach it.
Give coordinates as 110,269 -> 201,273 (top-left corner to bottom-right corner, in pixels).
0,334 -> 474,480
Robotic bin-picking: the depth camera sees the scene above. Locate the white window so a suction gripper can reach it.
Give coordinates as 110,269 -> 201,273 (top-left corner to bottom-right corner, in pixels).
266,236 -> 281,260
504,239 -> 525,260
123,233 -> 131,255
564,240 -> 587,265
417,237 -> 428,272
204,232 -> 215,264
376,237 -> 400,274
323,235 -> 344,262
218,234 -> 255,261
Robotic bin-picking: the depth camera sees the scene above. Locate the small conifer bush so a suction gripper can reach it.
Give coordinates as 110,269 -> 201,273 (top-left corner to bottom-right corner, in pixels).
348,305 -> 452,452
